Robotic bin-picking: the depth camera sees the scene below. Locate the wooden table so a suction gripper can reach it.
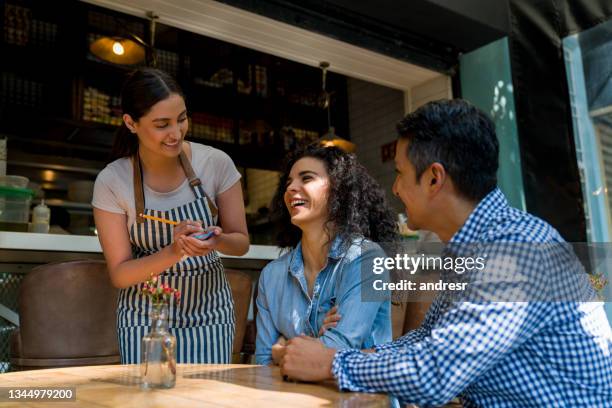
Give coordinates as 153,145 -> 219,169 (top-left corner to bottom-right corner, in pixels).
0,364 -> 391,407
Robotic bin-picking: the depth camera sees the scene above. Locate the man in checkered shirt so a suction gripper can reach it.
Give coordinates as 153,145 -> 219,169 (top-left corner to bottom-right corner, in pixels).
279,99 -> 612,406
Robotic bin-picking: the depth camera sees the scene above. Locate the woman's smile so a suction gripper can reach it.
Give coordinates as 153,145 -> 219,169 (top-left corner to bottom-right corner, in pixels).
283,157 -> 330,227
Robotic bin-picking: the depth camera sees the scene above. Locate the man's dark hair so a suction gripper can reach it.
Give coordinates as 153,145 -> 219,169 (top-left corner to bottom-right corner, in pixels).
396,99 -> 499,201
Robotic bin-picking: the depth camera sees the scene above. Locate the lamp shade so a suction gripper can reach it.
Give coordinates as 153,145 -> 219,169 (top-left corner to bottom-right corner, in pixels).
89,36 -> 145,65
319,127 -> 356,153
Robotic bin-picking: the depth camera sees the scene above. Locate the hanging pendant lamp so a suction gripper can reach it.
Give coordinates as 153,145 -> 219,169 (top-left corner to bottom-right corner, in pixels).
318,61 -> 356,153
89,12 -> 158,67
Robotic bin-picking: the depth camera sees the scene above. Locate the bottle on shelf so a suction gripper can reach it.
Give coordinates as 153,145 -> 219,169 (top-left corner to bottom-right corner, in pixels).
29,199 -> 50,233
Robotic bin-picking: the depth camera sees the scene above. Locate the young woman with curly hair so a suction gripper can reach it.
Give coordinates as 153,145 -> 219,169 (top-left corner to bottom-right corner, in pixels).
255,144 -> 398,365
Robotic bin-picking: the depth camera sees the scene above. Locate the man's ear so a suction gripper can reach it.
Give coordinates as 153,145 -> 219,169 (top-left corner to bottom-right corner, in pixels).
429,163 -> 446,192
123,114 -> 137,133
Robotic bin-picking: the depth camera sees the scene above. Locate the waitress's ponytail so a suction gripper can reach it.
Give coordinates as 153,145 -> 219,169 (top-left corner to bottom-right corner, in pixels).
110,122 -> 138,161
108,68 -> 185,162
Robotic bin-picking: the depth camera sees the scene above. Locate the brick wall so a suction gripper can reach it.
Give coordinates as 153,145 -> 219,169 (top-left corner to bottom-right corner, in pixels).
347,76 -> 451,214
347,78 -> 406,213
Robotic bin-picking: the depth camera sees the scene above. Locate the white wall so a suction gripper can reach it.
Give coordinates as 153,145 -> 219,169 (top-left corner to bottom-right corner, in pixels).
347,74 -> 452,215
347,78 -> 406,213
244,169 -> 280,215
409,76 -> 453,112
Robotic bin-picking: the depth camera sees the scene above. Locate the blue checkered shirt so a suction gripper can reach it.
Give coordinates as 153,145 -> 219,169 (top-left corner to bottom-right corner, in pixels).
332,188 -> 612,407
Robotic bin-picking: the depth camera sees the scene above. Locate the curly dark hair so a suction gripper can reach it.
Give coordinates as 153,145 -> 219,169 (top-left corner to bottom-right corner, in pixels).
272,144 -> 398,248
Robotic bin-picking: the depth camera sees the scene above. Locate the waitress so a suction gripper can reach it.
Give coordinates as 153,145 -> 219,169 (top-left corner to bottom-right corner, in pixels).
92,68 -> 249,364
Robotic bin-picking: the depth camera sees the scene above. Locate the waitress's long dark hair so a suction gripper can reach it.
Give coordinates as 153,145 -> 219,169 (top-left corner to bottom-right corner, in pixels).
272,144 -> 398,248
110,68 -> 185,161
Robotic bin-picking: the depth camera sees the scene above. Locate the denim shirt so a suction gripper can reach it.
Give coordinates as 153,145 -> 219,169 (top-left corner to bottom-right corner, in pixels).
255,235 -> 392,365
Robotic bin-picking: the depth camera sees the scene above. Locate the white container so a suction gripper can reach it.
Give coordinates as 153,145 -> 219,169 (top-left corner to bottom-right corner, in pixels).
0,175 -> 29,188
29,200 -> 50,233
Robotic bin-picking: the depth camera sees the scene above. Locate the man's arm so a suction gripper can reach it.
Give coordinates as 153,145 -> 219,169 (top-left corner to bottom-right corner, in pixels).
333,246 -> 552,406
332,298 -> 550,406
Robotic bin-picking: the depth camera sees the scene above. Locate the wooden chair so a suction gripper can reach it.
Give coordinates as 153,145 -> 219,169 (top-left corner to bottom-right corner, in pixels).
225,269 -> 253,363
391,301 -> 432,339
10,260 -> 120,370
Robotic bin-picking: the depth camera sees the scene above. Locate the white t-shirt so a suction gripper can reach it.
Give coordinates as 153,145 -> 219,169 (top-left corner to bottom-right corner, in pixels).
92,142 -> 241,227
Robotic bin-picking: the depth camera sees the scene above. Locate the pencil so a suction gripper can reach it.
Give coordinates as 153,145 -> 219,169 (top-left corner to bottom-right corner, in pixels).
139,213 -> 179,226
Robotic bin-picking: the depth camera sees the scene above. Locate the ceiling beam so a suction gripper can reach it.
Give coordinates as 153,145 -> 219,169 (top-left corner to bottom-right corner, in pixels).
80,0 -> 443,91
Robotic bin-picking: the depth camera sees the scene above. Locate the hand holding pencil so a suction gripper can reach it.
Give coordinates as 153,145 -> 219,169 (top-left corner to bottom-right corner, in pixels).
139,213 -> 221,258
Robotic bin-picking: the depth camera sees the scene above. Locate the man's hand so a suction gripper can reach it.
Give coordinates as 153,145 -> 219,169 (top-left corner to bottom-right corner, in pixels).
280,335 -> 337,382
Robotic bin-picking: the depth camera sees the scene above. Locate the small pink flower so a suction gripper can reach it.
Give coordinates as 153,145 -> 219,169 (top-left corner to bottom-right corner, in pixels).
141,274 -> 181,306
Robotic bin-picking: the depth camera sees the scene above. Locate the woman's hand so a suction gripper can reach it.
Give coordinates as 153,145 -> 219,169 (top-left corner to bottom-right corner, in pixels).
170,220 -> 204,258
271,336 -> 287,366
177,226 -> 223,258
318,306 -> 341,336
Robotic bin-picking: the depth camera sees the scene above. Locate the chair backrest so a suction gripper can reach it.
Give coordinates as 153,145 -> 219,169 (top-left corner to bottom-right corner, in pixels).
391,300 -> 433,339
391,302 -> 408,339
402,301 -> 432,334
225,269 -> 252,355
16,260 -> 119,361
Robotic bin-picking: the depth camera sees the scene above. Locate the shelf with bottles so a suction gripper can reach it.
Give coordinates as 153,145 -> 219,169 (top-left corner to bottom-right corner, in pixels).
85,6 -> 145,36
1,1 -> 83,79
79,85 -> 122,127
0,71 -> 45,111
188,61 -> 326,113
182,136 -> 283,171
187,70 -> 269,105
237,120 -> 320,148
3,2 -> 60,49
238,119 -> 274,147
278,126 -> 321,151
189,112 -> 234,144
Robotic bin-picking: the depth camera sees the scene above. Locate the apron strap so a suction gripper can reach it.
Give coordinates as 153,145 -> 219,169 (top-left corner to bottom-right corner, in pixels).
179,150 -> 218,218
132,148 -> 219,223
133,152 -> 146,224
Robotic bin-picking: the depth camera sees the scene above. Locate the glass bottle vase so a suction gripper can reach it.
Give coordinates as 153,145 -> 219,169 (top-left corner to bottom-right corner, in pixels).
141,302 -> 177,389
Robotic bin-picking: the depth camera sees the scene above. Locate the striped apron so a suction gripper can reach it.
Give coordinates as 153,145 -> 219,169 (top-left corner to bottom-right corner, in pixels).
117,150 -> 235,364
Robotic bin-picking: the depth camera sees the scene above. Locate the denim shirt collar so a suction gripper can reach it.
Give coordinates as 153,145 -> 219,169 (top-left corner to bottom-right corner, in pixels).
288,235 -> 346,277
449,187 -> 508,244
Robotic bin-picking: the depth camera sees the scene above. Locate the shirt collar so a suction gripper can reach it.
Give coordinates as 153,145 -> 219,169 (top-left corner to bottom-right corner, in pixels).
449,187 -> 508,244
288,235 -> 346,276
